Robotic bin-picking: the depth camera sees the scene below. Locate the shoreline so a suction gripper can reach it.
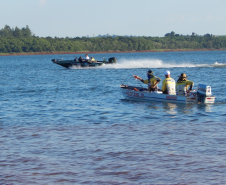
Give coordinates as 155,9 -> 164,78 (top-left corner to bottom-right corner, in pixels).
0,49 -> 225,56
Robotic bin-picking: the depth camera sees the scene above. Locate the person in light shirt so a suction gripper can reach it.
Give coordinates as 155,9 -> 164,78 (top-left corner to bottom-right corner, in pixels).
162,70 -> 176,95
85,54 -> 89,60
91,57 -> 95,61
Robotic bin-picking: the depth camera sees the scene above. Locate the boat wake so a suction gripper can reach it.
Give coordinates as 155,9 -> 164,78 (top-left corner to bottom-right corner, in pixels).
101,59 -> 226,69
211,62 -> 226,67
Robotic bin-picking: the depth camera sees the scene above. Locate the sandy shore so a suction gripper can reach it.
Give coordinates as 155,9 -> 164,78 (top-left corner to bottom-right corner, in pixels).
0,49 -> 225,56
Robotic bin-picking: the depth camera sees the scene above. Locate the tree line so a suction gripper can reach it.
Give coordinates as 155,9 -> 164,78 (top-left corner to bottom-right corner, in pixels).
0,25 -> 226,54
0,25 -> 33,38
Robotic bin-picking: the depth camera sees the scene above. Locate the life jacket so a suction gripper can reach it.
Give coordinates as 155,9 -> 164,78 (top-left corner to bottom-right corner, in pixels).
163,78 -> 176,95
176,80 -> 194,95
148,76 -> 160,91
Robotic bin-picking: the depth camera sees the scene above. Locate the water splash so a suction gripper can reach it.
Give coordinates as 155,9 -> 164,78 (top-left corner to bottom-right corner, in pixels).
100,59 -> 226,69
211,62 -> 226,67
66,59 -> 226,70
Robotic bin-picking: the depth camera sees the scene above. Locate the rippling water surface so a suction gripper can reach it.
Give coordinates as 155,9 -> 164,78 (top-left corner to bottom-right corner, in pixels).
1,51 -> 226,184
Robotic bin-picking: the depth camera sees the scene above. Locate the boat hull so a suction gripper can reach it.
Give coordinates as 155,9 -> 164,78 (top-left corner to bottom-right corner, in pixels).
52,60 -> 105,68
120,85 -> 215,104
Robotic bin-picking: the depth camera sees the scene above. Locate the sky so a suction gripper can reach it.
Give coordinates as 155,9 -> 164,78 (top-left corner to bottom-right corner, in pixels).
1,0 -> 226,38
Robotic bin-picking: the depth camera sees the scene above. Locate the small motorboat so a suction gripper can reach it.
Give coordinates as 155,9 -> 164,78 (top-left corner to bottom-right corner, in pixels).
120,84 -> 215,104
52,57 -> 117,69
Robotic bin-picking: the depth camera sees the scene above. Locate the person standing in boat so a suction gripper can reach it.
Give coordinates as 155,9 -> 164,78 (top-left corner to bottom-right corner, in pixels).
162,70 -> 176,95
176,73 -> 194,95
133,70 -> 161,91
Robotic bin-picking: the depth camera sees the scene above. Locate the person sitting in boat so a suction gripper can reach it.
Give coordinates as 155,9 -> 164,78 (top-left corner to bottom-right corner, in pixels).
133,70 -> 161,91
176,73 -> 194,95
85,54 -> 89,60
79,56 -> 83,62
162,70 -> 176,95
90,57 -> 96,63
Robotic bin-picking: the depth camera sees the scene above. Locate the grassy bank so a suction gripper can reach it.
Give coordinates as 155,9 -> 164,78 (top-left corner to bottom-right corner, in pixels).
1,49 -> 225,56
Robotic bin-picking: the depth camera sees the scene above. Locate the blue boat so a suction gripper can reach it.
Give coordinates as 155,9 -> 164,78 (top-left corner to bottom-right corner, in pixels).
120,84 -> 215,104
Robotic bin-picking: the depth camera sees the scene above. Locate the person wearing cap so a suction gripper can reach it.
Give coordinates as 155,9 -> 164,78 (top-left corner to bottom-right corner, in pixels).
133,70 -> 161,91
176,73 -> 194,95
162,70 -> 176,95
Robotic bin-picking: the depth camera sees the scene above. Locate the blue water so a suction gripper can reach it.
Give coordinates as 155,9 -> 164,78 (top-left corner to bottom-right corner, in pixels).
1,51 -> 226,184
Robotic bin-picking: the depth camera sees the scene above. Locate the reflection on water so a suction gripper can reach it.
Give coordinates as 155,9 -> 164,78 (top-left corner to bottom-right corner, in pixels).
177,104 -> 196,115
204,104 -> 213,112
196,104 -> 214,113
147,102 -> 198,115
131,100 -> 215,117
145,101 -> 214,116
163,103 -> 177,115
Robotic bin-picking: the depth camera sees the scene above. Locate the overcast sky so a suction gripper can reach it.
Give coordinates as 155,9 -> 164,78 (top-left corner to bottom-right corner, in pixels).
1,0 -> 226,38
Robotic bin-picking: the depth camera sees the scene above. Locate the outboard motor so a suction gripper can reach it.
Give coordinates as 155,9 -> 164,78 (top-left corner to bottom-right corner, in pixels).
197,84 -> 215,103
108,57 -> 117,63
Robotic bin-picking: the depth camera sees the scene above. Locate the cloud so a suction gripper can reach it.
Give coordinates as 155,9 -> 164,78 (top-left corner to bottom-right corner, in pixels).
38,0 -> 46,7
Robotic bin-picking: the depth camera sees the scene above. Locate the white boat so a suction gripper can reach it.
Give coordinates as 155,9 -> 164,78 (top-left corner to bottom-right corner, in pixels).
120,84 -> 215,104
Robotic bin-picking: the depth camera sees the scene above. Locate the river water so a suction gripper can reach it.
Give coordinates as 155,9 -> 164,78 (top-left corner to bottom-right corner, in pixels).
0,51 -> 226,184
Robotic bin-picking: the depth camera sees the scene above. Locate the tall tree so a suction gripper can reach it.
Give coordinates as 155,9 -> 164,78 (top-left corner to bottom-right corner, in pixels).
21,25 -> 32,37
0,25 -> 13,37
13,26 -> 22,38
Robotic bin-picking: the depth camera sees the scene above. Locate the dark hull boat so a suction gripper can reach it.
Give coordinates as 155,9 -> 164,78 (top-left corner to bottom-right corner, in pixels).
52,57 -> 117,68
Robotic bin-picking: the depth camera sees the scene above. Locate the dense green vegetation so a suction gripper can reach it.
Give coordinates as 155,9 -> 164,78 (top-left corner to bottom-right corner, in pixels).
0,26 -> 226,54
